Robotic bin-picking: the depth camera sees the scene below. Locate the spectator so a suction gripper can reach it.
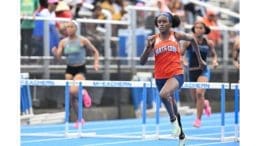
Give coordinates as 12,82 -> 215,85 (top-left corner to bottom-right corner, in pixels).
230,0 -> 240,24
55,0 -> 73,39
56,1 -> 73,19
155,0 -> 171,12
202,9 -> 222,55
82,4 -> 105,55
112,0 -> 125,20
65,0 -> 83,18
20,0 -> 39,56
92,3 -> 105,19
31,0 -> 60,56
34,0 -> 48,15
100,0 -> 115,15
232,34 -> 239,82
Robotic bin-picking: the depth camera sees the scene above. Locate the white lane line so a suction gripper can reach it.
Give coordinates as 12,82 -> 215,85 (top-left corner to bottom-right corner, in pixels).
82,139 -> 157,146
21,123 -> 237,137
21,137 -> 76,144
21,115 -> 237,134
186,141 -> 239,146
21,113 -> 237,130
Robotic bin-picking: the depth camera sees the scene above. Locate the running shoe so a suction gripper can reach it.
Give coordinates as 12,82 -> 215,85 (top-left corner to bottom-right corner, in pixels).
82,89 -> 92,108
74,119 -> 85,128
179,137 -> 186,146
172,119 -> 181,137
193,118 -> 201,128
204,99 -> 212,117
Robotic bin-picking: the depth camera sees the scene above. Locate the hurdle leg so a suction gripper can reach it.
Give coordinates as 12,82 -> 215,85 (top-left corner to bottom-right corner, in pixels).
175,89 -> 180,108
23,85 -> 30,115
26,85 -> 33,115
234,85 -> 239,141
220,84 -> 226,141
141,83 -> 147,139
21,86 -> 26,115
77,82 -> 83,137
150,80 -> 160,139
155,87 -> 160,139
64,82 -> 70,137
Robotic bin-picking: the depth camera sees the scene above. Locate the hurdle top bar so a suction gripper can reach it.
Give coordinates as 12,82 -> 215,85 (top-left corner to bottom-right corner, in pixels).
21,73 -> 29,79
182,82 -> 229,89
20,79 -> 230,89
230,83 -> 240,90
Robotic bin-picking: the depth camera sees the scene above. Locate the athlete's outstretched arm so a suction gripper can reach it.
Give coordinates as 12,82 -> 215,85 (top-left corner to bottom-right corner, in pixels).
140,36 -> 155,65
180,41 -> 190,67
181,41 -> 190,55
175,32 -> 206,69
52,39 -> 65,60
232,36 -> 240,69
83,37 -> 100,71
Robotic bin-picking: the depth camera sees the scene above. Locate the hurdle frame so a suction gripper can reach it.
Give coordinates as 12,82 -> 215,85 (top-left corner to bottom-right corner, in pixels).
20,79 -> 239,142
20,73 -> 34,119
230,83 -> 240,142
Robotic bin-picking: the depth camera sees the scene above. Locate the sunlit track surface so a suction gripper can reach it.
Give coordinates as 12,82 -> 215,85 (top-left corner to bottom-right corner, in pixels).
21,112 -> 239,146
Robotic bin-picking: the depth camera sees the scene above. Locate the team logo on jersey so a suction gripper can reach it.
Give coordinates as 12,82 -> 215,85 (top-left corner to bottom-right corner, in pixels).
155,45 -> 177,56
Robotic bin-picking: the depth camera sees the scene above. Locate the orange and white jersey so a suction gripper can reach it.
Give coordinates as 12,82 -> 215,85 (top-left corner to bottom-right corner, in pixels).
153,31 -> 184,79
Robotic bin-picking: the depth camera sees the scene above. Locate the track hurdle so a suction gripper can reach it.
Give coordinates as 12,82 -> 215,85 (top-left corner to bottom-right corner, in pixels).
20,79 -> 152,139
20,79 -> 239,142
159,82 -> 233,142
64,81 -> 84,137
230,83 -> 240,141
20,73 -> 33,119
